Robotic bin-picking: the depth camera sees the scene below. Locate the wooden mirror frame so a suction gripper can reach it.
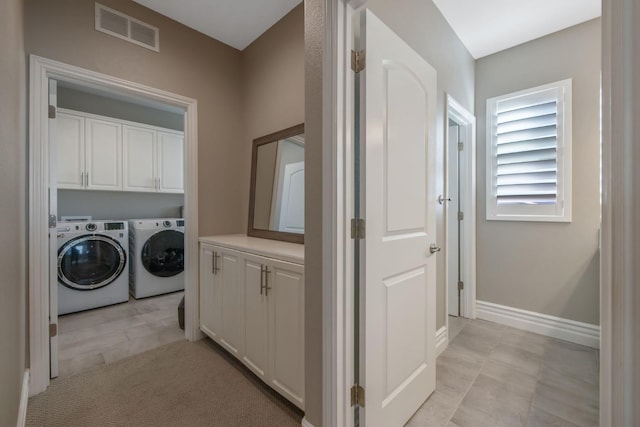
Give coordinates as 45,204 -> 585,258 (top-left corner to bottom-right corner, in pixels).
247,123 -> 305,244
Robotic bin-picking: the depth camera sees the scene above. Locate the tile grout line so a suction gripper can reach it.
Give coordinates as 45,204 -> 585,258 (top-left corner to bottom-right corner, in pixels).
444,321 -> 498,425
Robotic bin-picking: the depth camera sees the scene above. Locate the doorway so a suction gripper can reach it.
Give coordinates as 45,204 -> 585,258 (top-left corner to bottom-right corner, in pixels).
444,95 -> 476,335
29,55 -> 200,395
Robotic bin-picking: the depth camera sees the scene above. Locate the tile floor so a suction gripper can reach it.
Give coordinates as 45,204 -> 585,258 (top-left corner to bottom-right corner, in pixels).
407,317 -> 599,427
57,291 -> 184,378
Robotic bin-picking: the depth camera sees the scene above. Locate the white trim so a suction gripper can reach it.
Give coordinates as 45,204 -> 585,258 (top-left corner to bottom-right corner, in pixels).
17,369 -> 29,427
325,1 -> 365,427
444,94 -> 477,322
476,300 -> 600,349
28,55 -> 200,396
435,326 -> 448,357
301,417 -> 315,427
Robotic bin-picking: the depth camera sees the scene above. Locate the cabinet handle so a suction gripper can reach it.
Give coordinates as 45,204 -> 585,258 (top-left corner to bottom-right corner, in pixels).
259,265 -> 264,295
212,252 -> 220,274
264,266 -> 271,296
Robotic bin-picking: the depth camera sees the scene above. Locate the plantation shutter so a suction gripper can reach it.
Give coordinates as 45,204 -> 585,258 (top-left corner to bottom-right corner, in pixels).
495,97 -> 558,205
486,79 -> 572,222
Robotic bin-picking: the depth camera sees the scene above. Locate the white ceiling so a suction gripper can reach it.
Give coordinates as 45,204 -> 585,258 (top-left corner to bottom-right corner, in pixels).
432,0 -> 601,59
131,0 -> 302,51
132,0 -> 600,58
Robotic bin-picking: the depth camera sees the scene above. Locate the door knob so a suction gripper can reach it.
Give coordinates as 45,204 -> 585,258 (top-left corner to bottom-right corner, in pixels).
438,195 -> 451,204
429,243 -> 441,254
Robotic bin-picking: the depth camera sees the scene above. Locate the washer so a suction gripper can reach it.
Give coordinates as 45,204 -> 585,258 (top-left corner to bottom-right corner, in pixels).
57,220 -> 129,315
128,218 -> 185,299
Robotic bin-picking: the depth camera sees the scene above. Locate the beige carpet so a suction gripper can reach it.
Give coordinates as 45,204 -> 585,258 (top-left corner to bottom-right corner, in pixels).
27,339 -> 303,427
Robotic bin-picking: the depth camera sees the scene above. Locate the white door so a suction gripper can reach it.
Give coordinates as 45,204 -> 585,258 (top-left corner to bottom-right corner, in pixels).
199,244 -> 222,341
48,79 -> 59,378
357,10 -> 437,427
157,131 -> 184,193
277,161 -> 305,233
242,254 -> 269,381
123,125 -> 156,192
55,111 -> 85,189
219,249 -> 243,357
268,258 -> 305,408
85,118 -> 122,190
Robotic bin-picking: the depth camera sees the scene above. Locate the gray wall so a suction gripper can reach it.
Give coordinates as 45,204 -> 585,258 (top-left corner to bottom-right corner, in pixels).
475,19 -> 601,325
26,0 -> 246,238
0,0 -> 26,425
58,86 -> 184,131
365,0 -> 475,330
58,190 -> 184,221
303,1 -> 475,425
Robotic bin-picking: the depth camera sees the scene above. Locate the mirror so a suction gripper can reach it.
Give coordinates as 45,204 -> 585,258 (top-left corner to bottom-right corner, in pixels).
248,124 -> 304,244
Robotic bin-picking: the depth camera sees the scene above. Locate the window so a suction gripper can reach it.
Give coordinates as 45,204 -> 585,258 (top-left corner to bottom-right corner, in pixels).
486,79 -> 572,222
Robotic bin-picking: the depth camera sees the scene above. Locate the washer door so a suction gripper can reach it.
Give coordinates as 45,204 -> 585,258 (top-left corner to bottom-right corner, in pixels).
58,235 -> 127,291
141,229 -> 184,278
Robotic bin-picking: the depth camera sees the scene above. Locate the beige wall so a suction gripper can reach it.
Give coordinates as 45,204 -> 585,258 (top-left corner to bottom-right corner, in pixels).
0,0 -> 26,425
25,0 -> 246,237
241,4 -> 305,233
304,0 -> 324,424
475,19 -> 601,325
364,0 -> 475,330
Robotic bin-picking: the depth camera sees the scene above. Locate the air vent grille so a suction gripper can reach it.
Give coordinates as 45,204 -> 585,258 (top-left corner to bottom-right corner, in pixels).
95,3 -> 159,52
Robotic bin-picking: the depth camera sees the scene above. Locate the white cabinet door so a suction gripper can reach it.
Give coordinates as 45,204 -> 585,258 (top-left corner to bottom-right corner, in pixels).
241,254 -> 270,380
218,249 -> 243,357
157,131 -> 184,193
267,259 -> 305,409
199,244 -> 222,341
123,125 -> 156,192
85,118 -> 122,191
55,112 -> 85,189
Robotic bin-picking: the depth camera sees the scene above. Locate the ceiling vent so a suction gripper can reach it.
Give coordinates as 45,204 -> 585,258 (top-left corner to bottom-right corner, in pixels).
95,3 -> 159,52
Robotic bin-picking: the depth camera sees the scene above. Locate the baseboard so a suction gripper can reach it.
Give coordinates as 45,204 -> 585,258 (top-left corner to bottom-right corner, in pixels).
436,326 -> 448,356
301,417 -> 314,427
17,369 -> 29,427
476,301 -> 600,349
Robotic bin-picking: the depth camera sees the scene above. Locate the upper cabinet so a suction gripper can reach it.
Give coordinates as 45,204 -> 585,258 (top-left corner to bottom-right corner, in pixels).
56,108 -> 183,194
56,112 -> 122,191
123,125 -> 184,193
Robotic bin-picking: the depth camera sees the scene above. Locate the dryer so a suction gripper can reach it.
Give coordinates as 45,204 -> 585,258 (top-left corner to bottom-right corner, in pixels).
57,220 -> 129,315
128,218 -> 185,299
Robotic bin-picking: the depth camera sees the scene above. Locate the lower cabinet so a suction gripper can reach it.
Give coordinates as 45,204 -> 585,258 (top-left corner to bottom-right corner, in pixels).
199,240 -> 305,410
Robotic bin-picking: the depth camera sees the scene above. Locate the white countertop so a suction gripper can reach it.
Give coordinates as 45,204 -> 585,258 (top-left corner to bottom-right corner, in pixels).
199,234 -> 304,265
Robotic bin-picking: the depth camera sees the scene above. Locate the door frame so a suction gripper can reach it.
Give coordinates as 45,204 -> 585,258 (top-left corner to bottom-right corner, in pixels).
28,55 -> 200,396
444,94 -> 476,323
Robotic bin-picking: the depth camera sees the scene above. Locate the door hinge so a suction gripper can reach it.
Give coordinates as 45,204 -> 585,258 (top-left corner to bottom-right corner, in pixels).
49,214 -> 57,229
351,218 -> 366,239
457,142 -> 464,151
351,384 -> 365,407
351,50 -> 366,73
458,281 -> 464,291
48,105 -> 56,119
458,211 -> 464,221
49,323 -> 58,338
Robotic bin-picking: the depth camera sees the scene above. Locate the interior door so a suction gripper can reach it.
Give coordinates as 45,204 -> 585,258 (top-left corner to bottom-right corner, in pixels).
48,78 -> 59,379
357,10 -> 437,427
447,123 -> 461,317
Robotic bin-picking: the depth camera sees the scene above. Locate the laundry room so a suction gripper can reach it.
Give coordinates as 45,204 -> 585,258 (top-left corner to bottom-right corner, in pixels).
54,82 -> 187,378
